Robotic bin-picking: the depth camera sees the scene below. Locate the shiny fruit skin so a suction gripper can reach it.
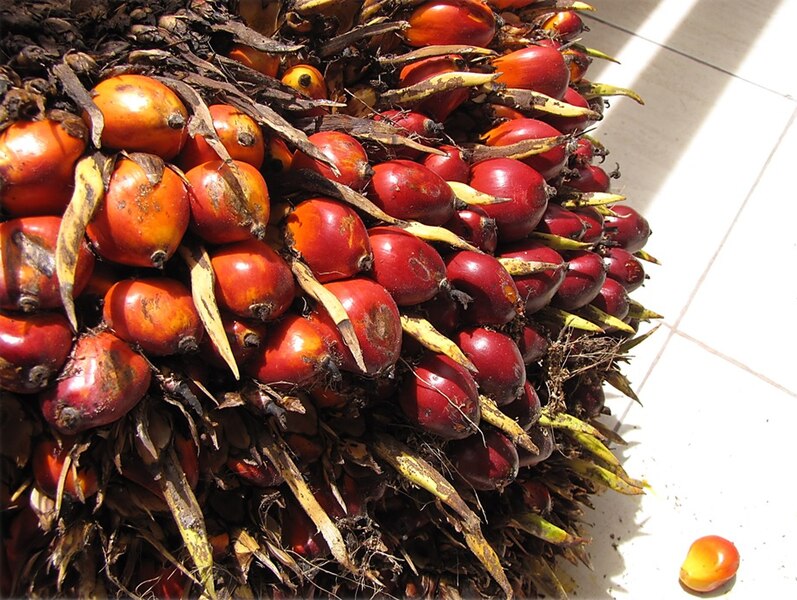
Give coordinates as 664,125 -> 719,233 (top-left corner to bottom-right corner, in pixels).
210,239 -> 295,322
445,250 -> 521,326
604,246 -> 646,292
591,277 -> 630,322
88,74 -> 188,159
32,437 -> 98,501
227,43 -> 280,77
541,10 -> 586,41
679,535 -> 740,593
227,454 -> 283,487
518,322 -> 549,364
563,46 -> 592,83
0,311 -> 73,394
405,0 -> 496,48
399,353 -> 481,439
40,331 -> 151,435
0,216 -> 95,312
553,250 -> 607,311
423,144 -> 470,183
450,428 -> 519,491
572,206 -> 605,243
199,313 -> 266,369
444,207 -> 499,254
536,203 -> 587,240
368,160 -> 456,225
372,110 -> 439,161
312,278 -> 403,376
481,118 -> 566,181
291,131 -> 372,191
517,424 -> 555,467
501,381 -> 542,431
469,158 -> 549,242
177,104 -> 265,171
492,45 -> 570,99
566,163 -> 611,193
602,204 -> 652,253
544,87 -> 596,134
454,327 -> 526,406
399,55 -> 470,123
0,116 -> 87,216
186,159 -> 270,245
281,64 -> 328,100
87,157 -> 189,268
103,277 -> 204,356
499,240 -> 566,314
285,197 -> 372,283
367,226 -> 447,306
245,314 -> 338,388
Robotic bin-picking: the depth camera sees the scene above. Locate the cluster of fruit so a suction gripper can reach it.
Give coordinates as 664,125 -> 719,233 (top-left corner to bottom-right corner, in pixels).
0,1 -> 659,597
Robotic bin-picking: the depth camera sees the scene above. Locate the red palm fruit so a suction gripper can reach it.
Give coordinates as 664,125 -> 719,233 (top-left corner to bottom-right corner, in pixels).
4,505 -> 47,577
227,43 -> 280,77
405,0 -> 496,48
603,204 -> 652,252
177,104 -> 265,171
450,428 -> 519,491
519,478 -> 553,513
591,277 -> 630,322
498,240 -> 566,314
367,159 -> 456,225
40,330 -> 151,435
0,115 -> 87,216
399,353 -> 481,439
566,163 -> 611,193
285,197 -> 372,283
311,278 -> 403,376
536,203 -> 587,240
492,45 -> 570,99
262,134 -> 294,176
570,137 -> 596,165
31,437 -> 98,501
490,0 -> 539,8
0,216 -> 95,312
481,118 -> 566,180
501,381 -> 542,431
103,277 -> 204,356
87,157 -> 189,268
416,291 -> 460,334
468,158 -> 549,242
0,311 -> 73,394
121,433 -> 198,498
422,144 -> 470,183
444,206 -> 498,253
445,250 -> 521,326
245,314 -> 338,388
518,322 -> 549,364
210,239 -> 295,321
563,46 -> 593,83
87,74 -> 188,159
572,206 -> 605,243
541,10 -> 586,41
373,110 -> 441,161
227,454 -> 283,487
566,380 -> 605,418
604,246 -> 646,292
137,563 -> 189,600
553,250 -> 607,310
543,87 -> 596,134
281,496 -> 328,558
291,131 -> 372,190
186,159 -> 270,245
517,424 -> 555,467
454,327 -> 526,406
199,313 -> 267,369
367,226 -> 447,306
399,55 -> 471,122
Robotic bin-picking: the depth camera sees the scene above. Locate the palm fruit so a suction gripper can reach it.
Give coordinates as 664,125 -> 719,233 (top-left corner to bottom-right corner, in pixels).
0,1 -> 658,598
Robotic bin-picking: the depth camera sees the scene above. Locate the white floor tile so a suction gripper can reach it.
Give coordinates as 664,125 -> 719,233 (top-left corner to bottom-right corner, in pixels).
563,333 -> 797,598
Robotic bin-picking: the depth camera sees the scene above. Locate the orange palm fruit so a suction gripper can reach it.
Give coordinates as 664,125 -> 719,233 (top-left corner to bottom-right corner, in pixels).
0,114 -> 88,216
405,0 -> 496,48
87,74 -> 188,159
399,55 -> 470,123
262,134 -> 294,176
227,43 -> 280,78
31,437 -> 98,501
540,10 -> 586,41
680,535 -> 740,592
281,64 -> 327,100
86,157 -> 190,268
290,131 -> 372,191
492,45 -> 570,99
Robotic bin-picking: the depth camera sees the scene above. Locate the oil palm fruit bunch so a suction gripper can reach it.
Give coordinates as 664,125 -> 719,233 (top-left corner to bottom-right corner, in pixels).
0,1 -> 659,597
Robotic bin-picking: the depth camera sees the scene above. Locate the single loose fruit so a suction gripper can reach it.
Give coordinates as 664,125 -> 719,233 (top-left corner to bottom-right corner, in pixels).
679,535 -> 740,593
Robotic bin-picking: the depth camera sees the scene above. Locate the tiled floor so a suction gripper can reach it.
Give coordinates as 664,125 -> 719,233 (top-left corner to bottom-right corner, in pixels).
560,1 -> 797,598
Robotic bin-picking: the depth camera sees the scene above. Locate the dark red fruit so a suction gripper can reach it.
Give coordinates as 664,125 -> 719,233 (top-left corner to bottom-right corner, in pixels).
0,311 -> 73,394
481,118 -> 567,180
517,424 -> 555,467
444,206 -> 498,254
445,250 -> 521,326
285,197 -> 373,283
469,158 -> 549,242
0,216 -> 95,312
416,291 -> 460,334
227,454 -> 283,487
399,55 -> 471,122
367,160 -> 456,225
572,206 -> 605,243
399,353 -> 481,439
566,163 -> 611,193
32,437 -> 98,501
602,204 -> 652,253
40,331 -> 151,435
543,87 -> 596,134
570,137 -> 596,166
552,250 -> 607,310
374,110 -> 440,161
210,239 -> 296,321
604,246 -> 646,292
405,0 -> 496,48
291,131 -> 372,191
199,314 -> 267,369
499,240 -> 566,314
492,45 -> 570,99
422,144 -> 470,183
367,226 -> 447,306
135,561 -> 189,599
518,322 -> 549,364
454,327 -> 526,406
591,277 -> 630,321
501,381 -> 542,431
566,380 -> 606,418
535,203 -> 587,240
518,479 -> 553,513
450,428 -> 519,491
